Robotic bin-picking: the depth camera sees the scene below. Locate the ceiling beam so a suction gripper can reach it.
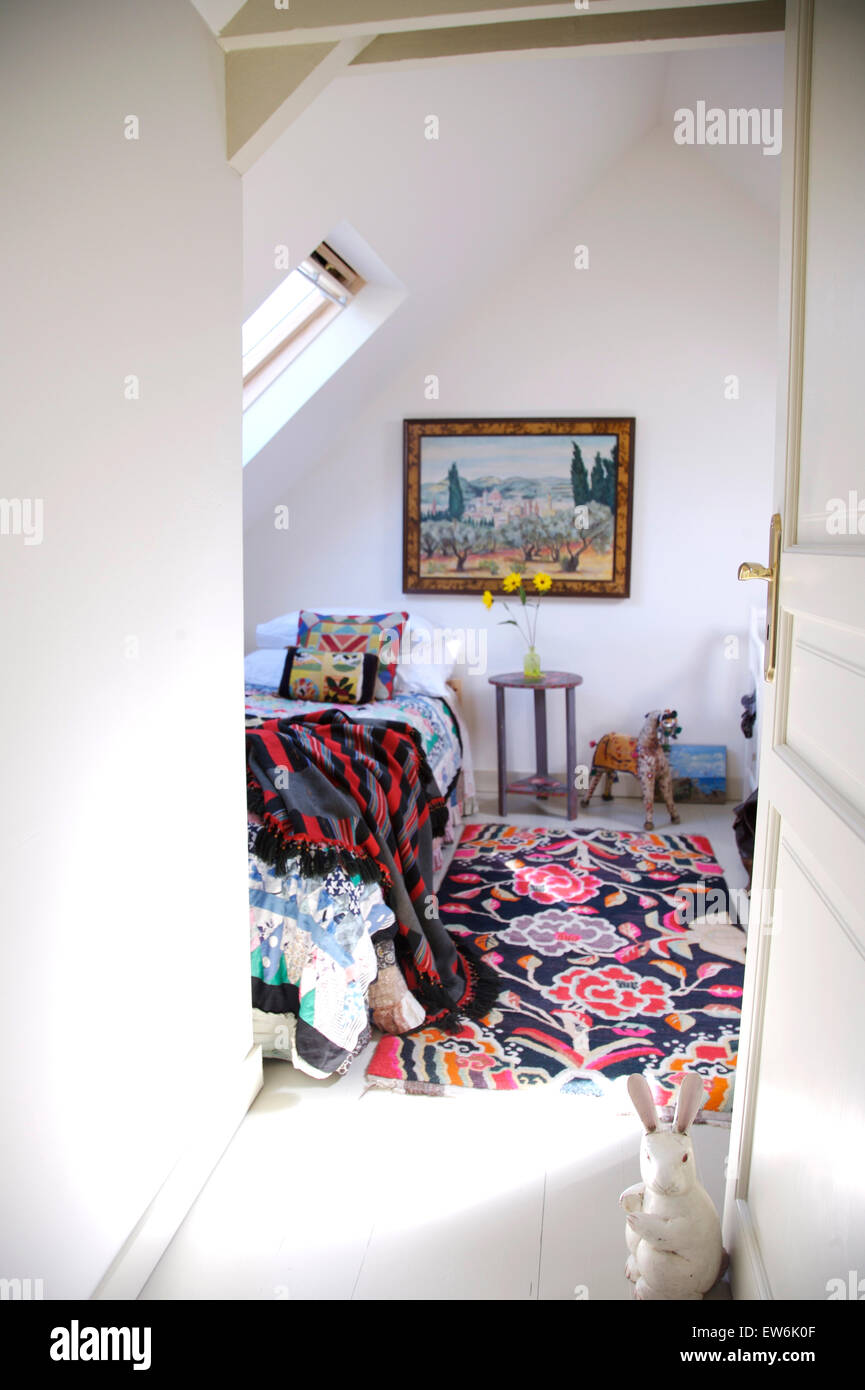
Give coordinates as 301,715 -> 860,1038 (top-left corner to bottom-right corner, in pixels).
349,0 -> 784,65
218,0 -> 764,49
222,0 -> 572,41
222,0 -> 782,170
221,5 -> 575,50
227,37 -> 372,173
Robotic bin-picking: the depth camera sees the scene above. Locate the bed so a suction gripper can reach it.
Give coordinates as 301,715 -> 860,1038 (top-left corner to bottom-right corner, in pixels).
244,612 -> 487,1080
245,684 -> 466,843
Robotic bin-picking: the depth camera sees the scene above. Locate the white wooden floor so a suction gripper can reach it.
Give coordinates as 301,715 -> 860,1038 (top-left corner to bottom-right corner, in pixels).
140,798 -> 747,1301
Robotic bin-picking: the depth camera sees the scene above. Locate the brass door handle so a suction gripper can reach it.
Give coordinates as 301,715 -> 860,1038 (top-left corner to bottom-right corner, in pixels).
738,514 -> 782,682
737,562 -> 772,582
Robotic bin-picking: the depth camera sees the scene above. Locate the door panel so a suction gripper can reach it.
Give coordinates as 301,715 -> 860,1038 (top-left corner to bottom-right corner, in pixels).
724,0 -> 865,1300
796,0 -> 865,546
746,832 -> 865,1299
786,617 -> 865,817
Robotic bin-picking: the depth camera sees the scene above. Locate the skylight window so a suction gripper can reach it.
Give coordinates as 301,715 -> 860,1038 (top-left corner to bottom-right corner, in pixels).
242,243 -> 363,406
242,223 -> 407,466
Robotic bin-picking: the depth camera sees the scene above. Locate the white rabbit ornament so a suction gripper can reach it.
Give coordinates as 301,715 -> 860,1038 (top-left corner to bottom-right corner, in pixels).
619,1072 -> 726,1300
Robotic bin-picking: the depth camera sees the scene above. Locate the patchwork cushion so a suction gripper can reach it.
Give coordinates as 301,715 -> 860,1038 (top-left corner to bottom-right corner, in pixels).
278,646 -> 379,705
296,610 -> 408,700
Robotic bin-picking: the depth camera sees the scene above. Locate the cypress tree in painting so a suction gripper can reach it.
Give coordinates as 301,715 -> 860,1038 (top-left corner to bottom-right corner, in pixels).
607,436 -> 619,509
590,451 -> 617,510
591,453 -> 607,506
603,459 -> 616,509
447,462 -> 465,520
570,442 -> 590,508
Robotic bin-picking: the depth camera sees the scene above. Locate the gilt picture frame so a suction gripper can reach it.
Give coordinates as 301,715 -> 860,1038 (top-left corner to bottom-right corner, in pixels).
403,417 -> 634,597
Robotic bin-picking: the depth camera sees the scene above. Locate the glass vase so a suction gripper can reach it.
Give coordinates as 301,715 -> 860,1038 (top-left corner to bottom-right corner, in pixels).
523,647 -> 542,681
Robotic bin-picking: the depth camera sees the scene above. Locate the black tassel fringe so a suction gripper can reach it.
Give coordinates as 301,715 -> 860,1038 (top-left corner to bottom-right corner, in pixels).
429,797 -> 449,840
460,947 -> 504,1022
404,943 -> 503,1037
250,821 -> 385,887
247,778 -> 267,819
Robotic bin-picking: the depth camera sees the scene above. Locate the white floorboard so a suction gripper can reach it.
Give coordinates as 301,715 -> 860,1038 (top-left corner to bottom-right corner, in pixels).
140,798 -> 745,1302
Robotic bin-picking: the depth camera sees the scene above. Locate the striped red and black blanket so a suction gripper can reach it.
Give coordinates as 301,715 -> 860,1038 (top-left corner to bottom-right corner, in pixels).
246,709 -> 498,1034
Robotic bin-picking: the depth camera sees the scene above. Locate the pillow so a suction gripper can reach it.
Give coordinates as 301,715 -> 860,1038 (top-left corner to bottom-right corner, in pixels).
244,647 -> 289,689
256,607 -> 396,650
255,611 -> 300,649
279,647 -> 379,705
297,610 -> 408,701
393,662 -> 454,701
256,608 -> 434,654
253,610 -> 458,694
393,617 -> 460,695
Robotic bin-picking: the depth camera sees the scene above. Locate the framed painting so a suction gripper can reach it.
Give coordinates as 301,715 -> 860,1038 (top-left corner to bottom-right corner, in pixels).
667,744 -> 728,804
403,417 -> 634,596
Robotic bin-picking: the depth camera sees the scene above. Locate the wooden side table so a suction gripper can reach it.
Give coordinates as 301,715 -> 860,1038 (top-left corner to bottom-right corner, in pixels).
489,671 -> 584,820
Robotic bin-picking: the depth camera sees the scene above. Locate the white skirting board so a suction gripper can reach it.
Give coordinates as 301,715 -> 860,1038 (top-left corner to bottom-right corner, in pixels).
91,1044 -> 263,1301
473,768 -> 745,805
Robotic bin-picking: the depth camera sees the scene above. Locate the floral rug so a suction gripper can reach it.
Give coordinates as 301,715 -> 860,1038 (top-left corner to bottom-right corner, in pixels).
366,823 -> 745,1113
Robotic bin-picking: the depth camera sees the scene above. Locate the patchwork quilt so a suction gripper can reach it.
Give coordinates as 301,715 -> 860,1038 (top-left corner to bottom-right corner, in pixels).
245,688 -> 465,1077
249,828 -> 394,1076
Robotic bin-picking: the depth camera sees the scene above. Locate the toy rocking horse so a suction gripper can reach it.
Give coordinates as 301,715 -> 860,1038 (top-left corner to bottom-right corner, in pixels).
582,709 -> 683,830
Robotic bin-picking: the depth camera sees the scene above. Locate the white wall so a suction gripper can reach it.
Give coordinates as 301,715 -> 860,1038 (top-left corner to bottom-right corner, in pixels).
241,50 -> 669,526
0,0 -> 252,1298
243,117 -> 778,796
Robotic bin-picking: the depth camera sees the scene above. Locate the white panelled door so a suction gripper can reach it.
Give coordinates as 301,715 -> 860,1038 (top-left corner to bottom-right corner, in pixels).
724,0 -> 865,1300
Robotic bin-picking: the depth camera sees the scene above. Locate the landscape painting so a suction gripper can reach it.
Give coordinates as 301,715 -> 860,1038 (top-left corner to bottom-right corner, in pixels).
403,418 -> 634,596
667,744 -> 728,804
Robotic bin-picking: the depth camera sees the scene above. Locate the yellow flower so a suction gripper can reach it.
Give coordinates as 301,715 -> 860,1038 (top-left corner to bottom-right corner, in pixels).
502,571 -> 523,594
533,572 -> 553,593
482,589 -> 494,610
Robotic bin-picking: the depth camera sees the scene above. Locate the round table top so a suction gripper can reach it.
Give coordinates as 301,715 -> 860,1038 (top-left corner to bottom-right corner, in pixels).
488,670 -> 583,689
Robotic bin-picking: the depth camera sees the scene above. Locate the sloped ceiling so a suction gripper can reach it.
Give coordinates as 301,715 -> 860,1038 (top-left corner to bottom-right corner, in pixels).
241,35 -> 783,529
662,41 -> 784,215
242,47 -> 669,525
206,0 -> 782,170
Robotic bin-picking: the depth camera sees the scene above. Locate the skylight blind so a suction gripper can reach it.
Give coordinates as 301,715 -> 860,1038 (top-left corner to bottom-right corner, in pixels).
242,242 -> 363,383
